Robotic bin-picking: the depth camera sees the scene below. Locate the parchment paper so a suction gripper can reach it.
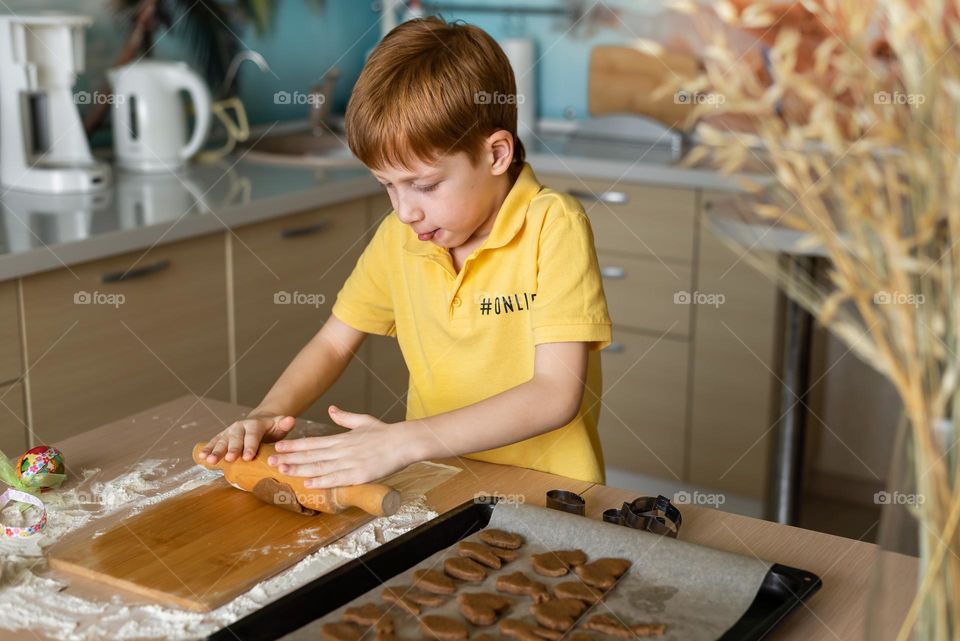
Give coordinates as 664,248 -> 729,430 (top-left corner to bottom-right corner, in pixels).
282,502 -> 773,641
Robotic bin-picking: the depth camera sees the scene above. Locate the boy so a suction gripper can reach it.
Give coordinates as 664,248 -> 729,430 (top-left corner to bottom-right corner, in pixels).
200,17 -> 612,485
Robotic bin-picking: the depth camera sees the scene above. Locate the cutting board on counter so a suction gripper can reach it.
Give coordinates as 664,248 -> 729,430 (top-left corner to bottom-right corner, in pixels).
47,478 -> 379,612
588,45 -> 701,130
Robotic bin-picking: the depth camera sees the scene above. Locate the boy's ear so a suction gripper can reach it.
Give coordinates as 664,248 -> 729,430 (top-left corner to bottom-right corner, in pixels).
486,129 -> 515,176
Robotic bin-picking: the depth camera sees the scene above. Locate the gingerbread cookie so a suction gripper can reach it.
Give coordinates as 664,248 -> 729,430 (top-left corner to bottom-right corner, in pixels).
531,598 -> 588,631
342,603 -> 382,626
553,581 -> 604,604
490,546 -> 519,563
321,622 -> 363,641
420,614 -> 469,641
381,586 -> 421,615
530,550 -> 588,577
573,558 -> 631,589
583,614 -> 666,637
458,541 -> 503,569
413,568 -> 457,594
443,556 -> 487,583
479,528 -> 524,550
496,571 -> 550,603
457,591 -> 513,625
500,618 -> 562,641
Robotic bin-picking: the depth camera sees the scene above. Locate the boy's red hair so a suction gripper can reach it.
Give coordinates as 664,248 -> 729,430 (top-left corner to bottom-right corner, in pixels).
346,16 -> 526,171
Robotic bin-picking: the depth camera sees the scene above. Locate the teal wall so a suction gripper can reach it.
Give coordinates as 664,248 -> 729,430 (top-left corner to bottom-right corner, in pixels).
2,1 -> 648,128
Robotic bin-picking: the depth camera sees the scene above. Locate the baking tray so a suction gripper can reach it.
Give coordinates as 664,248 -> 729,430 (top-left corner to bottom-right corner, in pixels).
206,498 -> 821,641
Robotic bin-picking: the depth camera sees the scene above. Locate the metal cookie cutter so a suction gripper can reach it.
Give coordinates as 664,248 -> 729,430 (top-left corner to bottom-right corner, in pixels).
545,489 -> 586,516
604,495 -> 682,538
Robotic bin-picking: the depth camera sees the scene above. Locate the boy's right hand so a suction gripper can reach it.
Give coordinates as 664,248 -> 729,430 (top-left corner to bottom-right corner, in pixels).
199,414 -> 297,464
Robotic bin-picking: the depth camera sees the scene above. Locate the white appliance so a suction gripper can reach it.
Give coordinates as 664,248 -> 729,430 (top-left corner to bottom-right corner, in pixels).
0,188 -> 112,251
115,170 -> 209,226
0,13 -> 111,193
108,60 -> 212,173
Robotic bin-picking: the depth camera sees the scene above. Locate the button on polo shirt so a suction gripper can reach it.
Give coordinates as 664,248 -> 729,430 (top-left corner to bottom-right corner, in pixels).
332,162 -> 612,483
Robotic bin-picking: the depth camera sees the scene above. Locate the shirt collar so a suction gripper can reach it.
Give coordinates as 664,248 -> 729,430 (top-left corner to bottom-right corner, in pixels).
403,162 -> 542,256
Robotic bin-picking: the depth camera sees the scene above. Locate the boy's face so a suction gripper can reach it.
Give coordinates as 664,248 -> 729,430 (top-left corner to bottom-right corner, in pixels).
371,134 -> 514,251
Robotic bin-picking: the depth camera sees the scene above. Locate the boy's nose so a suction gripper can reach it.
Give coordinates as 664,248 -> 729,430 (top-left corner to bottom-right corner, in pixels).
395,202 -> 424,225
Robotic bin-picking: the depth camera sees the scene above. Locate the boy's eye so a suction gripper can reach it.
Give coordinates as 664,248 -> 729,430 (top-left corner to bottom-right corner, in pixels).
413,183 -> 439,193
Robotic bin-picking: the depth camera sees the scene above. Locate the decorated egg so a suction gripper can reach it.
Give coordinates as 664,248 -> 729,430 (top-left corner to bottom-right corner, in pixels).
16,445 -> 65,492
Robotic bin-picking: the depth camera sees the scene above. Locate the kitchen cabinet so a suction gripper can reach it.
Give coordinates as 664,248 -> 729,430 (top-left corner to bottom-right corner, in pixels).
542,176 -> 698,262
598,253 -> 691,337
0,381 -> 26,455
0,281 -> 21,385
688,199 -> 779,499
231,199 -> 369,423
21,233 -> 231,444
544,176 -> 780,503
593,331 -> 688,480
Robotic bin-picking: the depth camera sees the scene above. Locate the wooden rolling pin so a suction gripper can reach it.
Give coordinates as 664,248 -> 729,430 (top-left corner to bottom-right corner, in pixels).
192,441 -> 401,517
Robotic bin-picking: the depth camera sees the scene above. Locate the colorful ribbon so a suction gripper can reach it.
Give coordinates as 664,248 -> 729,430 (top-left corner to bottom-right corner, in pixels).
0,449 -> 64,513
0,487 -> 46,537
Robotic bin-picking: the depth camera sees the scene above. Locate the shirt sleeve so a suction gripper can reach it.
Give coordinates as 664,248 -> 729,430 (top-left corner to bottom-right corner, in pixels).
530,205 -> 612,350
331,217 -> 397,336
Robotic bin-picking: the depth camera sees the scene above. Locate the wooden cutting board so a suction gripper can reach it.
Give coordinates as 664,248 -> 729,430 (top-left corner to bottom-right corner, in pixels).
47,477 -> 380,612
588,45 -> 701,130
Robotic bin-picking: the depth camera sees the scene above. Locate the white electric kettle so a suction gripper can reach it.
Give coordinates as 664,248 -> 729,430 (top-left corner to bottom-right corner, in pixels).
108,60 -> 212,173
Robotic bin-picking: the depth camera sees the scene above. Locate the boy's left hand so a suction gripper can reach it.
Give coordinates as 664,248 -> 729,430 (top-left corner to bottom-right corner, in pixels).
266,405 -> 414,488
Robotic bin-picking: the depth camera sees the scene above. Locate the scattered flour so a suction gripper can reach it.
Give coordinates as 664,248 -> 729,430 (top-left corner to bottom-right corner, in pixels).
0,458 -> 438,641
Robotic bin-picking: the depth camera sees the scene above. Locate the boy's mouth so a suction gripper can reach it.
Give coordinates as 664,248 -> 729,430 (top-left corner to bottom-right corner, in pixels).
417,228 -> 439,241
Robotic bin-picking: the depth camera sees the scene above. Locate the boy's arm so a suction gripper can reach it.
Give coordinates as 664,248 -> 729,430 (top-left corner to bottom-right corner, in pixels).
270,341 -> 590,487
253,315 -> 368,418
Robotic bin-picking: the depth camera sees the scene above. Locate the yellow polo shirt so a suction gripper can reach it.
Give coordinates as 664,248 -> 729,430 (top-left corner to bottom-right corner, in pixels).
332,163 -> 612,483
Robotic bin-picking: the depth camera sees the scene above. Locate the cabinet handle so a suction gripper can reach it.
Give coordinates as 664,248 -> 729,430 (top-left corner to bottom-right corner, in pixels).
604,342 -> 626,354
101,259 -> 171,284
567,189 -> 629,205
280,220 -> 329,238
601,266 -> 626,279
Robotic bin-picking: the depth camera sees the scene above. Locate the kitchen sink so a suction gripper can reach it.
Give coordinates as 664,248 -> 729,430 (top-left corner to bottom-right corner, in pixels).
238,125 -> 363,167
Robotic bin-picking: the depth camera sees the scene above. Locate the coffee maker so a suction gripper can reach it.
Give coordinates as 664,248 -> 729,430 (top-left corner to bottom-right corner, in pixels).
0,13 -> 110,193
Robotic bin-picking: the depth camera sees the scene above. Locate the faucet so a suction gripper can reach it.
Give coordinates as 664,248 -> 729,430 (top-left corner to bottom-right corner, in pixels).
309,68 -> 340,136
218,50 -> 272,100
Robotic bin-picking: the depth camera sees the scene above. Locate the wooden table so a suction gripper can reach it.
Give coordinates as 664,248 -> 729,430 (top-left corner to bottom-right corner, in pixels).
12,396 -> 917,640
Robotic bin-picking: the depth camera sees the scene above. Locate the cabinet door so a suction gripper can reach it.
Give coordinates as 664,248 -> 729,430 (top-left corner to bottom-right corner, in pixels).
689,199 -> 779,499
599,254 -> 692,337
0,281 -> 21,385
22,234 -> 231,443
232,200 -> 369,423
540,175 -> 698,262
590,330 -> 688,481
0,381 -> 26,455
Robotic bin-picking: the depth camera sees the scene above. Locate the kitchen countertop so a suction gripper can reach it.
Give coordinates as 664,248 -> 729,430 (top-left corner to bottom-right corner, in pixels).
0,121 -> 754,282
6,395 -> 918,641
